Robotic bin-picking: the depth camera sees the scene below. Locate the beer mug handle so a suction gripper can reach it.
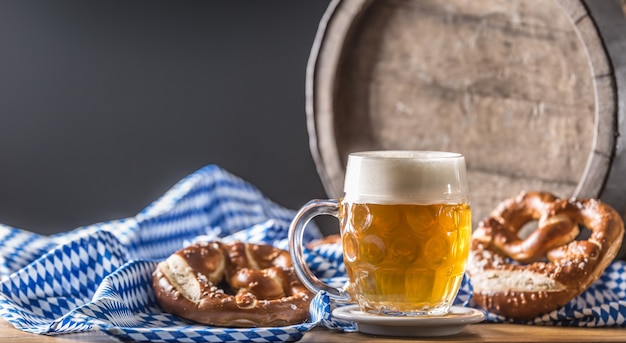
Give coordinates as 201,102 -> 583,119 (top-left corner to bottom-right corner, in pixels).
288,199 -> 351,302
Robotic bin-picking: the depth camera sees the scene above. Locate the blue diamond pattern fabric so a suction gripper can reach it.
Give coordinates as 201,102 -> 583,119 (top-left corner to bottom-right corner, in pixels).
0,164 -> 624,342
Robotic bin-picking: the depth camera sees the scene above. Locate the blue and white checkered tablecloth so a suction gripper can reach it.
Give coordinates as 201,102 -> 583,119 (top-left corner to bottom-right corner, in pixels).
0,165 -> 624,342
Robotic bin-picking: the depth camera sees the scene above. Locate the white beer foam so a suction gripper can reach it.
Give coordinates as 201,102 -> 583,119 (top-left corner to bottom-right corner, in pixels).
343,151 -> 469,204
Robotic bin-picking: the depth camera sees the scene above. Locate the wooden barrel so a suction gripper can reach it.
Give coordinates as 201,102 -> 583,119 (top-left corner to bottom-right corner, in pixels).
306,0 -> 626,258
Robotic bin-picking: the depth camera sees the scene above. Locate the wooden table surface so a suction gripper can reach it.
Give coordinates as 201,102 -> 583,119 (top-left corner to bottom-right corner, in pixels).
1,318 -> 624,342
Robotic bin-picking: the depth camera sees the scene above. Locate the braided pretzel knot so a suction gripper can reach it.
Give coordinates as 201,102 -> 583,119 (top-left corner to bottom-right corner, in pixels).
467,191 -> 624,320
152,241 -> 313,327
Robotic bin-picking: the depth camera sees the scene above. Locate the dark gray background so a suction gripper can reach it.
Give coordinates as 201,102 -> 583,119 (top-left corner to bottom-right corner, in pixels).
0,1 -> 333,235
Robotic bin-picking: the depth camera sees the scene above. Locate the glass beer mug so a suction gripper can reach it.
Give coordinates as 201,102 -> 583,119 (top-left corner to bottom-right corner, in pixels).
289,151 -> 471,316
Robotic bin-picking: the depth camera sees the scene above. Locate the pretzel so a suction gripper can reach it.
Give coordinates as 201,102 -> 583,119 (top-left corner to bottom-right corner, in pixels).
467,191 -> 624,320
152,241 -> 313,327
306,234 -> 341,249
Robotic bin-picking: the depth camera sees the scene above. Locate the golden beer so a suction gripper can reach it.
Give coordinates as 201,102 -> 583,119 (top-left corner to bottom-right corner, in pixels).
341,202 -> 471,315
289,150 -> 470,316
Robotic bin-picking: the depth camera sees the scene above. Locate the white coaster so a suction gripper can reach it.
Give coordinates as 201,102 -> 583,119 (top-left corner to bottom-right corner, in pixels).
332,305 -> 485,337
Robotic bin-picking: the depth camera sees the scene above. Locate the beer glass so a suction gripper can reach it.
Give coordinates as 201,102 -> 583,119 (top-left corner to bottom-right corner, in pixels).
289,151 -> 471,316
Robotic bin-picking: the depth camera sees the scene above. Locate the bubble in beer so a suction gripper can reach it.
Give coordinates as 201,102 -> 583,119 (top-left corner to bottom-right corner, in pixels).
360,234 -> 386,264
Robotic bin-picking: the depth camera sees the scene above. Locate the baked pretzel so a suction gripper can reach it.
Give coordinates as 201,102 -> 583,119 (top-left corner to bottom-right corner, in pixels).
468,191 -> 624,320
306,234 -> 341,249
152,241 -> 313,327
